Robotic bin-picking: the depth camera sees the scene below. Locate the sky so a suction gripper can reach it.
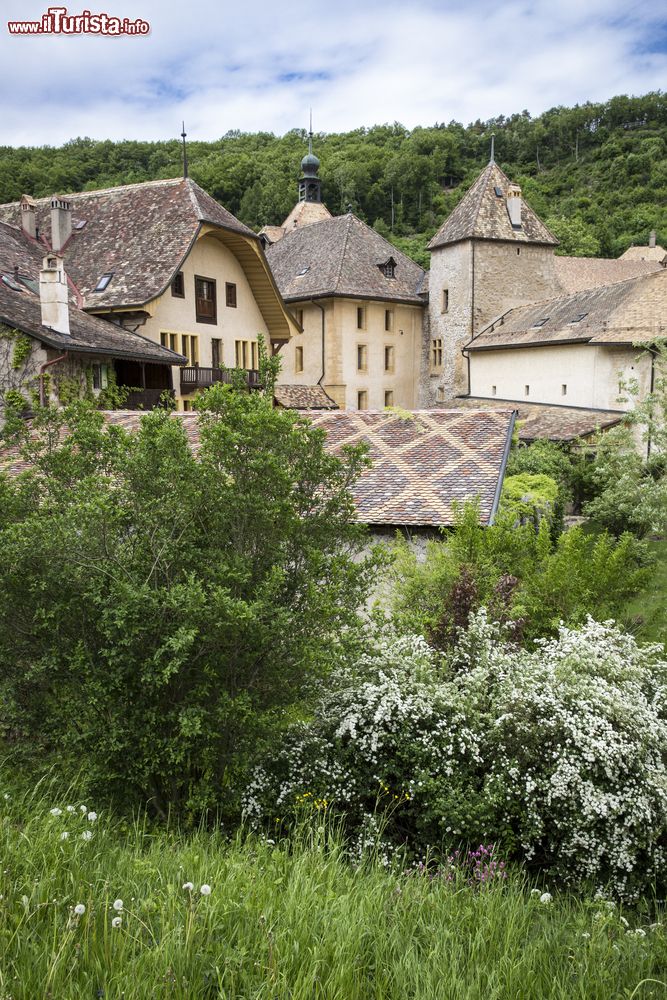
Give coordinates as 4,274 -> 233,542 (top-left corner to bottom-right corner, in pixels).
1,0 -> 667,147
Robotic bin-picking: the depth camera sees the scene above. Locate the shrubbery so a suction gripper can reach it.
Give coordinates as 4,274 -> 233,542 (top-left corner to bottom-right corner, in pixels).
0,385 -> 374,820
389,503 -> 649,647
246,616 -> 667,899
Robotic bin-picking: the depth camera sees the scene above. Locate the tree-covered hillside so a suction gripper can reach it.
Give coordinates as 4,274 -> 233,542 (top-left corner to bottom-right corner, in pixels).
1,92 -> 666,266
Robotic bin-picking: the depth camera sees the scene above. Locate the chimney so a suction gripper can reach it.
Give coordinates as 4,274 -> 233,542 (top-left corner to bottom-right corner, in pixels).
50,195 -> 72,252
39,253 -> 70,336
506,183 -> 522,229
20,194 -> 36,239
649,230 -> 657,249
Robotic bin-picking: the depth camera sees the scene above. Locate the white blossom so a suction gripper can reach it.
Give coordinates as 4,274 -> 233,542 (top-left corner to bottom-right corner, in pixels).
540,892 -> 553,904
81,830 -> 93,841
49,807 -> 62,817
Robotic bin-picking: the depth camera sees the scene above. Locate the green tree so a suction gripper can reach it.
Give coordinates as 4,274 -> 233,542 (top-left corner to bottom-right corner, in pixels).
0,384 -> 374,821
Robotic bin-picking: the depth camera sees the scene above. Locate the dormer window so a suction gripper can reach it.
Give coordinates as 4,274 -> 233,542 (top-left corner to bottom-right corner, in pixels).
379,257 -> 396,279
47,256 -> 58,269
94,272 -> 113,292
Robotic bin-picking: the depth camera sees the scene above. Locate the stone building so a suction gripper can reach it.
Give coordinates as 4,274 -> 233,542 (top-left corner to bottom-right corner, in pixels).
0,180 -> 297,411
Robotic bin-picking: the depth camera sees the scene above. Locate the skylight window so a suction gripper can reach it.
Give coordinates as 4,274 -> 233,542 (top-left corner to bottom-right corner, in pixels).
73,219 -> 87,230
296,265 -> 310,276
569,312 -> 588,324
531,317 -> 549,328
494,186 -> 503,197
94,272 -> 113,292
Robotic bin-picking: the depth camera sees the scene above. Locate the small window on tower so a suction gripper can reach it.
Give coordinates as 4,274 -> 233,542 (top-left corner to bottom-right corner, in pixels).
385,309 -> 393,332
357,390 -> 368,410
442,289 -> 449,313
357,306 -> 366,330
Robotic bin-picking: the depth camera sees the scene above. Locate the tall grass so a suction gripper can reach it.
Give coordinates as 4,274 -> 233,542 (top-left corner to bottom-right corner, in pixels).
0,773 -> 665,999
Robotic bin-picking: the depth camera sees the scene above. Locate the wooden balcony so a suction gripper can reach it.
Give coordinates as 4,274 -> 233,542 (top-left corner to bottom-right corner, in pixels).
180,367 -> 261,393
123,387 -> 176,410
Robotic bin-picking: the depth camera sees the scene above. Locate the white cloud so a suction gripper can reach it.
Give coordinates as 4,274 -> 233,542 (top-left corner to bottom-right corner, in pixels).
0,0 -> 665,145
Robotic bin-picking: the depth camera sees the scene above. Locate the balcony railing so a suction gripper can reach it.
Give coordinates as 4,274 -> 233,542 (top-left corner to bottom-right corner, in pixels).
123,387 -> 175,410
180,367 -> 261,393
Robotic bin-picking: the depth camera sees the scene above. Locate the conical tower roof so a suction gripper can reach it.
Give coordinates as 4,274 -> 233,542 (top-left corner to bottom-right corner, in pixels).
428,162 -> 558,250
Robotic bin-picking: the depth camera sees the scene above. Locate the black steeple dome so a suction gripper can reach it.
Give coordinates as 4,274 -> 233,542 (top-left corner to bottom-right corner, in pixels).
298,113 -> 321,203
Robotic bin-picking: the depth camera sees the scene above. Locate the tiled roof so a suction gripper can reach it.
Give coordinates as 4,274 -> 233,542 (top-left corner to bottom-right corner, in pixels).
555,255 -> 662,293
446,398 -> 624,442
0,178 -> 257,310
1,408 -> 515,528
0,270 -> 185,364
467,269 -> 667,350
620,244 -> 667,263
266,212 -> 426,304
274,384 -> 338,409
428,162 -> 558,250
306,409 -> 515,526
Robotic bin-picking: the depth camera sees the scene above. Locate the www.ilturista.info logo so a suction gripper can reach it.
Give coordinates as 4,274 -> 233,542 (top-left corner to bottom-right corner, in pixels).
7,6 -> 150,34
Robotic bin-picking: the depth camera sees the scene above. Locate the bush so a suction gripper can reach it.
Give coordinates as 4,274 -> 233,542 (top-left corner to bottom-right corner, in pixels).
246,617 -> 667,899
0,386 -> 374,821
389,503 -> 650,647
501,473 -> 561,533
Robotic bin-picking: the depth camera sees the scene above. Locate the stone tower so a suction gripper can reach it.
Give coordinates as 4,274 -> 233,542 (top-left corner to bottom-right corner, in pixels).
423,157 -> 560,403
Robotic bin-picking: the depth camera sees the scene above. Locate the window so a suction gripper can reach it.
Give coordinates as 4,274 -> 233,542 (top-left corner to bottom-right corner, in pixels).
384,390 -> 394,407
494,186 -> 503,198
442,289 -> 449,313
532,317 -> 549,328
94,272 -> 113,292
384,345 -> 395,372
211,338 -> 222,368
195,276 -> 216,324
385,309 -> 393,332
379,258 -> 396,278
491,385 -> 497,396
296,308 -> 304,327
431,338 -> 443,370
92,363 -> 108,390
516,247 -> 521,256
295,345 -> 304,373
297,265 -> 310,276
562,384 -> 567,396
169,333 -> 178,352
568,313 -> 588,324
171,271 -> 185,297
357,344 -> 368,371
436,387 -> 445,403
225,282 -> 237,308
160,331 -> 168,347
357,390 -> 368,410
356,306 -> 365,330
181,334 -> 199,365
235,340 -> 259,370
182,400 -> 192,412
524,385 -> 530,397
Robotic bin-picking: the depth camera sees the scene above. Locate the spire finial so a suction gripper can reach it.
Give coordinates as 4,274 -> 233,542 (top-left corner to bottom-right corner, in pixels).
308,108 -> 313,156
181,121 -> 188,180
490,132 -> 495,165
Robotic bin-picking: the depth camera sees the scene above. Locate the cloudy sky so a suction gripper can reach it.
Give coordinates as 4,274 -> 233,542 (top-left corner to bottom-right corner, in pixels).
2,0 -> 667,146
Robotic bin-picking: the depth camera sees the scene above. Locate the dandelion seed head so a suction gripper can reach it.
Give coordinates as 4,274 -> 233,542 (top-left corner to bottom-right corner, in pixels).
182,882 -> 194,891
113,899 -> 123,911
200,884 -> 212,896
111,916 -> 122,929
81,830 -> 93,841
60,831 -> 69,841
74,903 -> 85,915
87,811 -> 97,822
540,892 -> 552,904
49,807 -> 62,817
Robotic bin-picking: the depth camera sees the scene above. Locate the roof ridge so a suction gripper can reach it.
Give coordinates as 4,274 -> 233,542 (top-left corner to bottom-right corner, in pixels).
332,213 -> 354,293
0,177 -> 184,209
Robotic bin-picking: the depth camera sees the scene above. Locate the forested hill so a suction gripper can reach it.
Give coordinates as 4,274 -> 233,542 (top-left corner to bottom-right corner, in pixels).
1,92 -> 666,268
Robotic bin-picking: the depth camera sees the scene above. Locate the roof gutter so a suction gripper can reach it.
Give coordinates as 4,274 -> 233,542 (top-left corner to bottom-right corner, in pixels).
488,409 -> 517,526
310,299 -> 326,385
39,351 -> 67,407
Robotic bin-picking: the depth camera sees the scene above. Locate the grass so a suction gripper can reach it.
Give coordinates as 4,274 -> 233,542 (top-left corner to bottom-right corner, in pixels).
624,536 -> 667,645
0,775 -> 666,999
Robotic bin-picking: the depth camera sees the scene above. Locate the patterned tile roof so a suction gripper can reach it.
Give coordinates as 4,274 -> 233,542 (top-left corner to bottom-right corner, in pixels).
1,408 -> 515,527
306,409 -> 515,526
274,384 -> 338,409
428,163 -> 558,250
266,212 -> 426,304
467,269 -> 667,350
555,255 -> 662,294
260,201 -> 333,245
446,398 -> 624,442
0,178 -> 257,310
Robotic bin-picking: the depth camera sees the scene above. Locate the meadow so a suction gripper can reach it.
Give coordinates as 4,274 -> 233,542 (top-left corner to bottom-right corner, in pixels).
0,775 -> 666,1000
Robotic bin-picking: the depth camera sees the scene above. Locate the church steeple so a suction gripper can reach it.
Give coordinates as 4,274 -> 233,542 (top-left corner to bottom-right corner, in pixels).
298,110 -> 321,203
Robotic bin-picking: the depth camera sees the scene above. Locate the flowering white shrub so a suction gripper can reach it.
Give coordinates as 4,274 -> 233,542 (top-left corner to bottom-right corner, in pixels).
244,616 -> 667,899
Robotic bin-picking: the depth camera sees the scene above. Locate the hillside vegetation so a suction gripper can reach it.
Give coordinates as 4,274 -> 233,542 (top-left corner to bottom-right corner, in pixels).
1,92 -> 666,266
